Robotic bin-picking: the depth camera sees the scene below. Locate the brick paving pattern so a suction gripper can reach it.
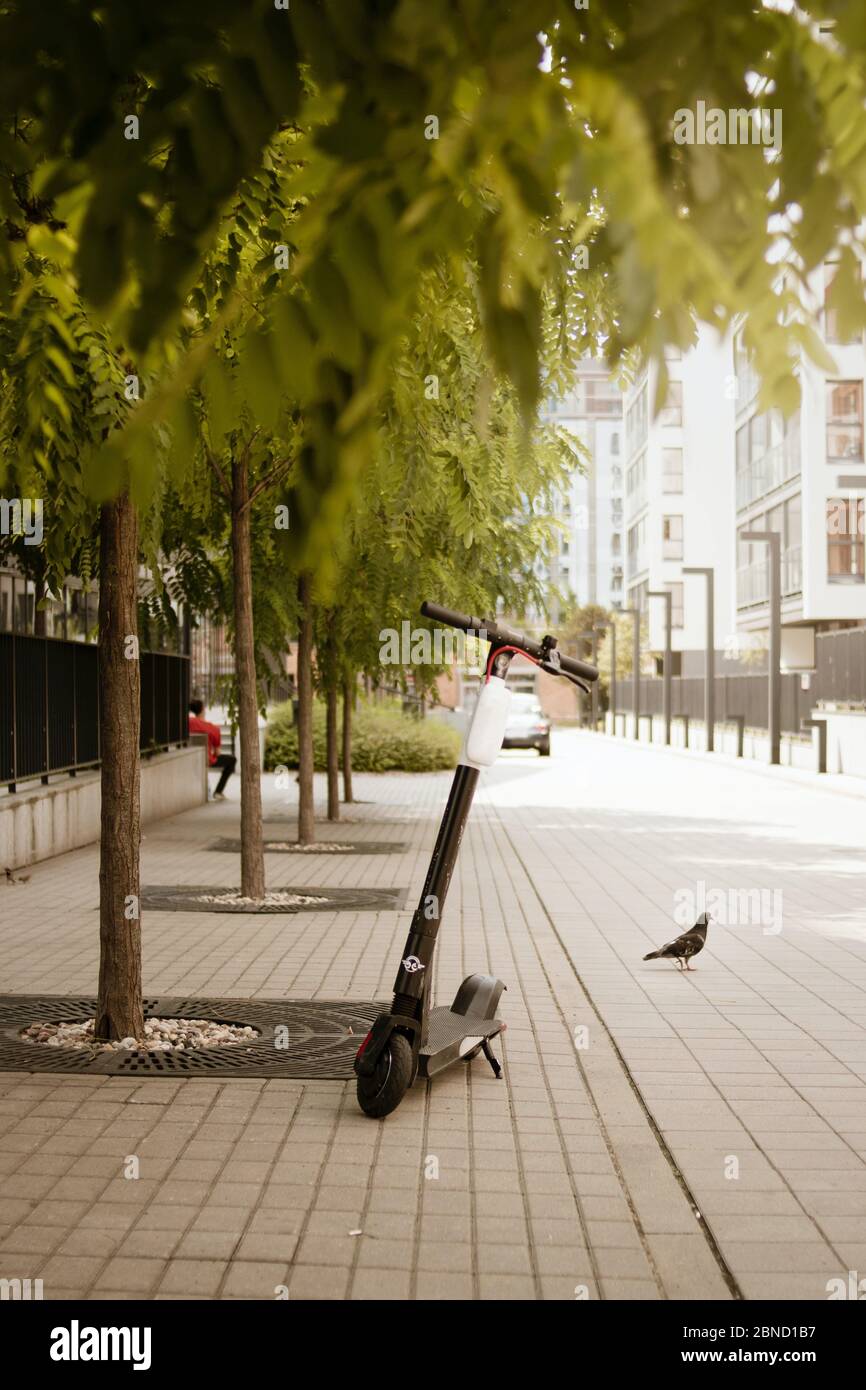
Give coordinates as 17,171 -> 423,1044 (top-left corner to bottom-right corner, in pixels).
1,730 -> 864,1299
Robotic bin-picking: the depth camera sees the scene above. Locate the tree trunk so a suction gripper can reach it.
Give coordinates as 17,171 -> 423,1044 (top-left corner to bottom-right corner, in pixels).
342,671 -> 354,803
95,491 -> 144,1041
296,572 -> 315,845
231,452 -> 265,900
326,678 -> 339,821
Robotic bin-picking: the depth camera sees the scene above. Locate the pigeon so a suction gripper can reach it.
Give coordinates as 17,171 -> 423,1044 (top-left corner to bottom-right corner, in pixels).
4,867 -> 30,885
643,913 -> 710,970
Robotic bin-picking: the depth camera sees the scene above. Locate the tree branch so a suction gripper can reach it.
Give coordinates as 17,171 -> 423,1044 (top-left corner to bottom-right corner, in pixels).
242,457 -> 294,511
204,446 -> 232,502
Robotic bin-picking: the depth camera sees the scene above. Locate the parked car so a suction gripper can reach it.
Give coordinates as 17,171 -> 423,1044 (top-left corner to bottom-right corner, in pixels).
502,692 -> 551,756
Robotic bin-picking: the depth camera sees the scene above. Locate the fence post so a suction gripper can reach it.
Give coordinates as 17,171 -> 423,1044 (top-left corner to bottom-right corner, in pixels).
728,714 -> 745,758
8,632 -> 17,792
801,717 -> 827,774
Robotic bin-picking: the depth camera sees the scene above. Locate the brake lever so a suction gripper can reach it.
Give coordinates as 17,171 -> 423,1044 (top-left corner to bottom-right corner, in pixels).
538,658 -> 592,696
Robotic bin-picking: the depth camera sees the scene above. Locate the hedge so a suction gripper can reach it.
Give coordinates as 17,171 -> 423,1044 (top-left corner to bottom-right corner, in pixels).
264,700 -> 462,773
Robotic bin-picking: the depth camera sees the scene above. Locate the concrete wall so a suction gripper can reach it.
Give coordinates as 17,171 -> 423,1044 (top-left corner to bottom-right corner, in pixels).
820,709 -> 866,777
0,744 -> 207,871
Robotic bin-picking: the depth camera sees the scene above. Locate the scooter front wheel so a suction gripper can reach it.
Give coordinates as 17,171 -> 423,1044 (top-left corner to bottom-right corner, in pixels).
356,1034 -> 414,1118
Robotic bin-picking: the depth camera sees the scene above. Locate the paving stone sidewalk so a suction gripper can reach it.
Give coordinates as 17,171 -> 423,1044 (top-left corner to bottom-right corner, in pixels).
1,731 -> 864,1300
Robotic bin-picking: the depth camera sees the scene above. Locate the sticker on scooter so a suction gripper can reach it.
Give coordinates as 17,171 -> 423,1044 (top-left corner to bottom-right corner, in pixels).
402,955 -> 425,973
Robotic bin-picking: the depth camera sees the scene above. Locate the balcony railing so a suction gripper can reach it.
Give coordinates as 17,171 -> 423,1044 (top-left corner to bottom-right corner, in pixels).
736,441 -> 800,510
736,545 -> 803,608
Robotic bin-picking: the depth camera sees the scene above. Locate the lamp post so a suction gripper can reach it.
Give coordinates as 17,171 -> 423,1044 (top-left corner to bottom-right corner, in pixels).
577,630 -> 599,728
620,605 -> 641,739
682,566 -> 715,752
608,622 -> 616,729
647,590 -> 672,745
741,531 -> 781,765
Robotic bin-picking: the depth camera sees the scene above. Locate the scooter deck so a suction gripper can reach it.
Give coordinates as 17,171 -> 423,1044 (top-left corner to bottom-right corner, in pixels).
418,1004 -> 503,1079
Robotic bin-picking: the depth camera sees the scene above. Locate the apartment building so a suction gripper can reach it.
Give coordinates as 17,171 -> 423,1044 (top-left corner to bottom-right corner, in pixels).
543,358 -> 624,621
622,327 -> 736,670
620,261 -> 866,679
734,260 -> 866,668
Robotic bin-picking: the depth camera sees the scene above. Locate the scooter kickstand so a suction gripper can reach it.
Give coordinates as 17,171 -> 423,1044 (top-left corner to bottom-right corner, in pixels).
481,1038 -> 503,1079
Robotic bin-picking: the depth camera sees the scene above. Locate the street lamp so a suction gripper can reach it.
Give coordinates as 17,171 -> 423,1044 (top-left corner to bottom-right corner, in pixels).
647,590 -> 672,745
577,629 -> 599,728
741,530 -> 781,765
620,605 -> 641,739
594,618 -> 616,731
682,567 -> 715,752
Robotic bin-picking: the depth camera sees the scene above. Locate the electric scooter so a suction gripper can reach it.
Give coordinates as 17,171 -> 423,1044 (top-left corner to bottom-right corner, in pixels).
354,601 -> 599,1118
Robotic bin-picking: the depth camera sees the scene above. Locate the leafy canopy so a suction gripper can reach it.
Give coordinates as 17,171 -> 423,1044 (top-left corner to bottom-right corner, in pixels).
4,1 -> 866,568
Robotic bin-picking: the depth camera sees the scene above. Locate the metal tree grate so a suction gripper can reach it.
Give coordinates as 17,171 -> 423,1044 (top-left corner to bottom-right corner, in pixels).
207,838 -> 408,855
0,996 -> 385,1077
140,885 -> 407,913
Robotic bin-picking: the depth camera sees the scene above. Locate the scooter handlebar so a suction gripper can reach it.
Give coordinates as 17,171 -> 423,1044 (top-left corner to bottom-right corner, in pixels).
420,601 -> 599,683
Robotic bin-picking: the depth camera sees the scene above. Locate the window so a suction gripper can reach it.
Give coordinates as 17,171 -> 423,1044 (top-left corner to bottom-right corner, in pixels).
827,498 -> 865,582
665,581 -> 684,629
659,381 -> 682,427
662,448 -> 683,493
823,261 -> 862,346
736,407 -> 801,508
785,493 -> 802,547
627,517 -> 647,575
611,532 -> 621,555
626,451 -> 647,509
611,432 -> 620,455
827,381 -> 863,461
662,515 -> 683,560
626,384 -> 648,458
630,578 -> 649,613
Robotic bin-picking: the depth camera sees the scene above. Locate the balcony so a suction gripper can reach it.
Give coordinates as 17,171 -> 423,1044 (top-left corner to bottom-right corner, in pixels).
736,545 -> 803,608
735,361 -> 761,413
625,481 -> 647,519
736,441 -> 800,510
627,549 -> 648,581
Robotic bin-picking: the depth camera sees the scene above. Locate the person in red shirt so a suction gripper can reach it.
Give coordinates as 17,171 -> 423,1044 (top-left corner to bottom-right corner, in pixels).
189,699 -> 237,800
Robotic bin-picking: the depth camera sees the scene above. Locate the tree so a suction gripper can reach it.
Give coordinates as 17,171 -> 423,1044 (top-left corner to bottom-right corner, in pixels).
0,206 -> 158,1040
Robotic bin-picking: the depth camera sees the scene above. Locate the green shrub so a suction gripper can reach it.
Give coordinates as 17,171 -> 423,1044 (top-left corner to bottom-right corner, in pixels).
264,699 -> 462,773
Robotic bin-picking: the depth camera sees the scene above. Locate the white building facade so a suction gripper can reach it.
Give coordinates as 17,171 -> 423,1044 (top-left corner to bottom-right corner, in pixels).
543,359 -> 624,620
623,329 -> 736,668
734,262 -> 866,668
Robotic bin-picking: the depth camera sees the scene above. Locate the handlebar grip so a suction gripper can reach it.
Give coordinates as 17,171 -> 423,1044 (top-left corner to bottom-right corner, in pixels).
419,601 -> 481,633
557,651 -> 600,682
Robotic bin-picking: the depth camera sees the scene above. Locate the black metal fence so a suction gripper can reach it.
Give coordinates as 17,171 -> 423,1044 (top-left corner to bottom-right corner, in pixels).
1,633 -> 190,790
615,673 -> 813,735
613,627 -> 866,735
814,627 -> 866,706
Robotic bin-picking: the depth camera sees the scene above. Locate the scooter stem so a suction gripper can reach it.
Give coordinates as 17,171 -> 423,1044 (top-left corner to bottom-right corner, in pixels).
391,761 -> 480,1046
